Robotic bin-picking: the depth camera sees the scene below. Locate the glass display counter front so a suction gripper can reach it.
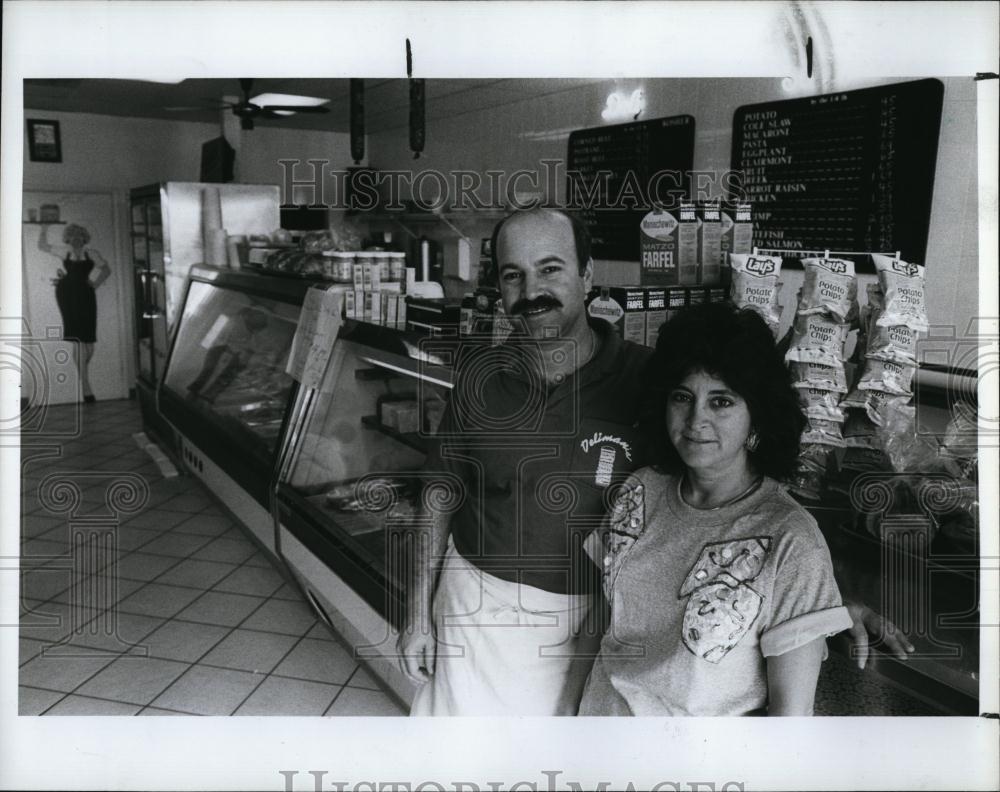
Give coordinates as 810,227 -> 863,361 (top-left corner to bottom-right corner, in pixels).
160,265 -> 315,555
274,321 -> 455,704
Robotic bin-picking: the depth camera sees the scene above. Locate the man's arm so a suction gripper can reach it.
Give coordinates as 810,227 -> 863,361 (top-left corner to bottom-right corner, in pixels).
396,500 -> 451,684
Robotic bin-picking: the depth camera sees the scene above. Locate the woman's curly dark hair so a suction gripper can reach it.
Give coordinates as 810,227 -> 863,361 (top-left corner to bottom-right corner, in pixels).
638,301 -> 805,481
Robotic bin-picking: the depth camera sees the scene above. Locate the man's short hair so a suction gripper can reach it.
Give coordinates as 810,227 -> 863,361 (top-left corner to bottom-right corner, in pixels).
488,207 -> 592,282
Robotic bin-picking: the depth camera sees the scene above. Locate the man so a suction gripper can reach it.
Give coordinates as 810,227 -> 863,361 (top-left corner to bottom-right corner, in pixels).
398,207 -> 912,716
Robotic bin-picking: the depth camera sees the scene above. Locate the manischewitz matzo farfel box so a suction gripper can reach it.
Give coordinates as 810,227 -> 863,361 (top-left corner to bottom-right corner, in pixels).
720,201 -> 754,274
587,287 -> 646,345
697,201 -> 723,285
639,209 -> 679,286
644,287 -> 667,349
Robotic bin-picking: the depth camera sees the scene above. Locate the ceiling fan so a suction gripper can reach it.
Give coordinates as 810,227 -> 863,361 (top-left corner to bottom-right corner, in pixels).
165,78 -> 330,130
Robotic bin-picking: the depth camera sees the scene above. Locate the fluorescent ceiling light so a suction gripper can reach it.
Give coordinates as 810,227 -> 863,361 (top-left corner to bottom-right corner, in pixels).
249,92 -> 329,116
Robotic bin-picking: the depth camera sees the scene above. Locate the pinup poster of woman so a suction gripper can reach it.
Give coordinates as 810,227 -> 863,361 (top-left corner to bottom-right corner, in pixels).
37,221 -> 112,403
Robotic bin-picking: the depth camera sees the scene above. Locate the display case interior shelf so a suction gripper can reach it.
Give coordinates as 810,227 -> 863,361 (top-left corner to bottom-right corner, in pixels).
360,414 -> 429,455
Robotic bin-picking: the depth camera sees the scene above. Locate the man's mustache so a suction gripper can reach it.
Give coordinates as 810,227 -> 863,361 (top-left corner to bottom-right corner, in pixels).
509,296 -> 563,315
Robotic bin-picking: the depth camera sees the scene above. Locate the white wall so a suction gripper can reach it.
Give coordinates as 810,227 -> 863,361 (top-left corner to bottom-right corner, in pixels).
367,77 -> 979,341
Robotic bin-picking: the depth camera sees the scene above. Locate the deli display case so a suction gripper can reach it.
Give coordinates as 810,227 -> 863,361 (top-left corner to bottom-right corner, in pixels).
274,320 -> 455,704
159,265 -> 311,556
128,181 -> 281,452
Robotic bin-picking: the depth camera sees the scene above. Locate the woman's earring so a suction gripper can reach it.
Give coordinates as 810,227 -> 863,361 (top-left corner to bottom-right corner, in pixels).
745,430 -> 759,452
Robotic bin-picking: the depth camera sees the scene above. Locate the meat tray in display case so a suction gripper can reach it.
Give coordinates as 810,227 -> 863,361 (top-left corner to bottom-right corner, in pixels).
160,265 -> 313,557
274,320 -> 455,704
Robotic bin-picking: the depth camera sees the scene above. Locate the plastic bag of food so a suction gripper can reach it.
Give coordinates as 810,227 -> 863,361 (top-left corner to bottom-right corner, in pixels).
798,442 -> 833,473
789,468 -> 825,501
301,230 -> 335,254
784,313 -> 850,367
729,253 -> 783,330
328,218 -> 366,252
857,357 -> 916,395
842,386 -> 910,426
939,401 -> 978,479
798,386 -> 846,422
842,409 -> 881,449
790,360 -> 849,393
797,258 -> 858,323
872,254 -> 929,332
801,417 -> 846,447
840,445 -> 891,472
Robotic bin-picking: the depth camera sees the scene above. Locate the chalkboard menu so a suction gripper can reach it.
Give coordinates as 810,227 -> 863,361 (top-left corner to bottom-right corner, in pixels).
731,79 -> 944,270
567,115 -> 695,261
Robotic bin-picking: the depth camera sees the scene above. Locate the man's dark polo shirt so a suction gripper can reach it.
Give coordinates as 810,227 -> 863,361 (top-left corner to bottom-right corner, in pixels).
425,319 -> 653,595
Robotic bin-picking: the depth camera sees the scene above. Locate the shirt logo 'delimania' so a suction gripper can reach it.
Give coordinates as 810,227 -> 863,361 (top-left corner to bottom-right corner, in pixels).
580,432 -> 633,462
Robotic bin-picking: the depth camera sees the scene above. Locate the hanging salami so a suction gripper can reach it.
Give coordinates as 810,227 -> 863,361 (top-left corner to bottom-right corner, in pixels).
350,78 -> 365,165
409,78 -> 425,159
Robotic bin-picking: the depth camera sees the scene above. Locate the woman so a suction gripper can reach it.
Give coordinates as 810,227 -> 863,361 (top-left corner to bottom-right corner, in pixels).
578,301 -> 852,716
38,222 -> 112,403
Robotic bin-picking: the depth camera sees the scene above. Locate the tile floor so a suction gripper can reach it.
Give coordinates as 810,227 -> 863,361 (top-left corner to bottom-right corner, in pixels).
17,399 -> 407,716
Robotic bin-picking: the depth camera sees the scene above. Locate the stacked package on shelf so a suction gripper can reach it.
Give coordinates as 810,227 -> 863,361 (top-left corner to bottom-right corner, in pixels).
830,255 -> 927,496
782,257 -> 859,500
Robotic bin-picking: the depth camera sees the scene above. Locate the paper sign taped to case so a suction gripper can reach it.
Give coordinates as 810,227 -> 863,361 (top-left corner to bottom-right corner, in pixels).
286,287 -> 344,389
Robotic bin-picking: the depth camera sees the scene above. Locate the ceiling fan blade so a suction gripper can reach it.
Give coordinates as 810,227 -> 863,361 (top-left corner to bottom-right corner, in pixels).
262,105 -> 330,114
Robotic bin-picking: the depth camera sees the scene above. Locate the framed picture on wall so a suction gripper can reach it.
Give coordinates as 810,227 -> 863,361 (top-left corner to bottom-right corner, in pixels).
26,119 -> 62,162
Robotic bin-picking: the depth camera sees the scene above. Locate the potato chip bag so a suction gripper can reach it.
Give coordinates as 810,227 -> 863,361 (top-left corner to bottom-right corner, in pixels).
729,253 -> 783,329
801,417 -> 846,447
784,313 -> 850,367
842,409 -> 881,449
798,386 -> 846,422
789,360 -> 848,393
873,254 -> 928,332
858,357 -> 916,395
842,385 -> 910,426
797,258 -> 857,323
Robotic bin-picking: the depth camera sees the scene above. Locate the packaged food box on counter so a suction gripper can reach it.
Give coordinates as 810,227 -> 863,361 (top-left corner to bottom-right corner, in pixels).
665,286 -> 688,322
395,404 -> 420,434
644,287 -> 668,349
687,286 -> 710,306
586,287 -> 646,344
720,201 -> 753,271
696,201 -> 723,286
406,297 -> 463,335
639,207 -> 681,286
677,201 -> 700,285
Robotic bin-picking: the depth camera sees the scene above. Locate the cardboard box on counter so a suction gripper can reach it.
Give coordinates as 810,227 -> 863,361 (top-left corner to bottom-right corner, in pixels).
639,208 -> 680,286
677,201 -> 699,285
645,287 -> 668,349
587,287 -> 646,345
697,201 -> 723,285
720,201 -> 753,274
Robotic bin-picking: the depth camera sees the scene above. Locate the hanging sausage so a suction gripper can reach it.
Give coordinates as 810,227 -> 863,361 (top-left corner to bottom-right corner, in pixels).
409,78 -> 425,159
350,78 -> 365,165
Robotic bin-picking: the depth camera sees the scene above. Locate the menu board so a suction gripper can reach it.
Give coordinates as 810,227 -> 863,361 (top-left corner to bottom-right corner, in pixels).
567,115 -> 695,261
731,79 -> 944,270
